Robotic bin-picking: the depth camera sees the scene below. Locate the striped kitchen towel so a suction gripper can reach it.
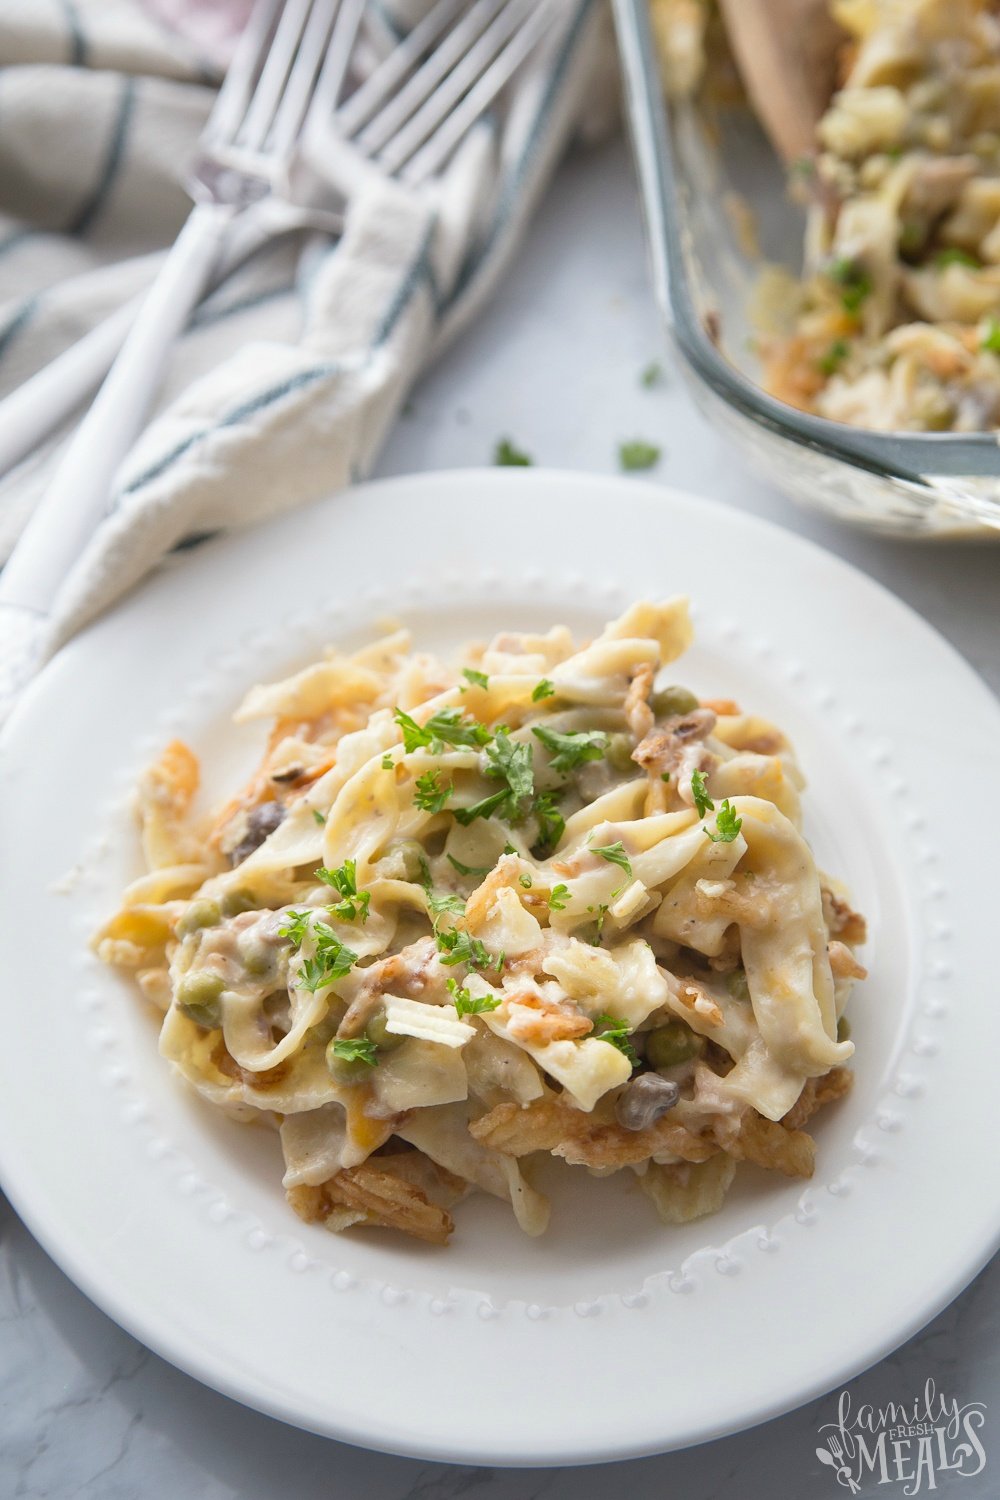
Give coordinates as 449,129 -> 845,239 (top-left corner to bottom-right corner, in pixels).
0,0 -> 614,645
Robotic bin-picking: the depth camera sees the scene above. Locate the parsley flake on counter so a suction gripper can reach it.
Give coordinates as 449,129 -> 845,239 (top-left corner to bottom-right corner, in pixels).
414,769 -> 453,814
591,840 -> 632,878
314,859 -> 371,923
328,1036 -> 378,1068
448,978 -> 502,1017
462,667 -> 489,689
494,436 -> 533,467
618,439 -> 661,472
690,768 -> 714,819
593,1012 -> 639,1067
548,883 -> 570,911
705,799 -> 743,844
640,360 -> 664,388
532,678 -> 555,702
531,724 -> 608,775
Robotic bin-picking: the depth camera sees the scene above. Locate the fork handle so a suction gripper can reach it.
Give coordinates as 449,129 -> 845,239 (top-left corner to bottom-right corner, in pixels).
0,201 -> 233,616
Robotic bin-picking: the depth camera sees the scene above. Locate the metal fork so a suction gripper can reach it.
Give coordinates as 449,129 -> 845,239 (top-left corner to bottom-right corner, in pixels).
0,0 -> 571,719
0,0 -> 341,632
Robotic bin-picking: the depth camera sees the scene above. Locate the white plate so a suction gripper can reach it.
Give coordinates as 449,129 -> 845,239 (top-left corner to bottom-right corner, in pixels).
1,470 -> 997,1466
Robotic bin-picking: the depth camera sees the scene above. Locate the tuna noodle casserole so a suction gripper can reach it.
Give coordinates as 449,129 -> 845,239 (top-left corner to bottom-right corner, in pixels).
655,0 -> 1000,432
96,601 -> 865,1245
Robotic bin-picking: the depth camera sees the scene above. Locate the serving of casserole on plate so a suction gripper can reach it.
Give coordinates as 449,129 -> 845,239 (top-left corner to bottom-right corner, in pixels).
0,471 -> 996,1463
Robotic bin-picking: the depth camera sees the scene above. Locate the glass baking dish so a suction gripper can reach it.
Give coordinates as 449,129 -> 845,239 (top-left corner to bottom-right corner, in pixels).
612,0 -> 1000,538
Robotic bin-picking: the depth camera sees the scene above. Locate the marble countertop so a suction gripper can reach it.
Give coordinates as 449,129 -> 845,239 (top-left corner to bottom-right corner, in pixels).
3,135 -> 997,1500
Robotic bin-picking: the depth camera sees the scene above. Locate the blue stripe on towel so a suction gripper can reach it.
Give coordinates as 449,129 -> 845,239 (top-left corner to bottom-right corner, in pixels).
120,360 -> 348,498
69,77 -> 137,237
0,294 -> 40,364
120,221 -> 439,502
60,0 -> 89,67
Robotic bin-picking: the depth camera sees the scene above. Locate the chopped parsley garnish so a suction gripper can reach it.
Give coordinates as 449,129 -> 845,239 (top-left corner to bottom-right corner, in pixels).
532,679 -> 555,702
532,791 -> 566,857
690,768 -> 714,819
640,360 -> 664,388
494,436 -> 533,467
462,667 -> 489,689
381,753 -> 395,770
548,883 -> 570,911
531,725 -> 608,775
705,798 -> 743,844
446,853 -> 493,877
394,705 -> 490,754
484,727 -> 535,814
934,247 -> 979,269
435,927 -> 503,972
414,854 -> 467,918
591,840 -> 632,878
414,768 -> 452,814
503,841 -> 518,856
298,923 -> 359,992
426,889 -> 467,917
328,1036 -> 377,1068
454,788 -> 511,826
519,873 -> 533,889
447,977 -> 502,1017
981,317 -> 1000,354
661,772 -> 671,783
312,809 -> 326,826
828,257 -> 872,314
314,859 -> 370,923
279,909 -> 312,946
586,903 -> 609,945
817,338 -> 849,377
618,439 -> 661,472
593,1012 -> 639,1067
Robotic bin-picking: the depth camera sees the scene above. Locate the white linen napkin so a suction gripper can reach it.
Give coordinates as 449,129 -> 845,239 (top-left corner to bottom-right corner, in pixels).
0,0 -> 614,646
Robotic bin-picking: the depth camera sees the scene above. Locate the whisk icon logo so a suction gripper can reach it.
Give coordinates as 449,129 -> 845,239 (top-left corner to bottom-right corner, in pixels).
815,1379 -> 986,1494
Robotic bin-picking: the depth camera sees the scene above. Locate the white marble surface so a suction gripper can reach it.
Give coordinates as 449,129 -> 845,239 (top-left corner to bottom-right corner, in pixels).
2,135 -> 998,1499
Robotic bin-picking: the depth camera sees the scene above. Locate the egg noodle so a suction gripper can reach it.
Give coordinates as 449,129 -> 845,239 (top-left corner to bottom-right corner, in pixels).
95,600 -> 866,1245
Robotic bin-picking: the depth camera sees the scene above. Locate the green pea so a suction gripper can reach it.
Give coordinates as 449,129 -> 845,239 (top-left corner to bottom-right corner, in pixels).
220,888 -> 257,918
606,733 -> 636,773
837,1015 -> 851,1042
364,1008 -> 405,1052
177,970 -> 224,1028
240,937 -> 273,977
176,898 -> 220,937
651,685 -> 699,719
726,969 -> 750,1002
645,1020 -> 704,1069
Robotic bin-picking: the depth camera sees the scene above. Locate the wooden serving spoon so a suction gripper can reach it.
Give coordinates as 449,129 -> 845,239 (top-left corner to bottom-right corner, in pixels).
718,0 -> 845,162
